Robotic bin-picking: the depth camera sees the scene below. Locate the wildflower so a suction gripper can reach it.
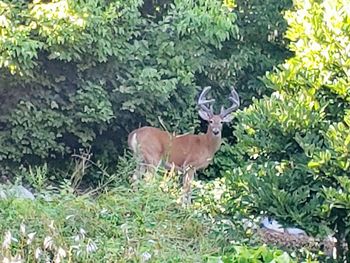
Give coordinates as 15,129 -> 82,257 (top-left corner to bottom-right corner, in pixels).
34,247 -> 42,260
140,251 -> 152,263
86,239 -> 97,253
20,223 -> 26,235
53,246 -> 66,263
57,247 -> 67,258
27,232 -> 36,245
0,15 -> 9,28
2,231 -> 12,249
74,228 -> 86,242
43,236 -> 53,250
79,228 -> 86,238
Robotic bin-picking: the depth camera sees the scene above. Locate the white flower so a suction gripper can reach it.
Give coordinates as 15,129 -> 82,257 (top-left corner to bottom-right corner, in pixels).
27,232 -> 36,245
0,15 -> 9,28
141,252 -> 152,263
57,247 -> 67,258
34,247 -> 42,259
74,228 -> 86,242
79,228 -> 86,238
86,240 -> 97,253
20,223 -> 26,235
53,246 -> 66,263
43,236 -> 54,250
2,231 -> 12,249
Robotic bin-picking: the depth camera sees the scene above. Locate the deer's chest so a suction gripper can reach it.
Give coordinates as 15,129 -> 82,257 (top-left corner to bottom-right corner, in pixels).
187,149 -> 214,170
165,135 -> 220,170
177,145 -> 214,170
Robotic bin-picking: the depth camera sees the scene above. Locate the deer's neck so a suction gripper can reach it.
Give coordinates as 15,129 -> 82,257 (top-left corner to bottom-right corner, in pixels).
205,129 -> 222,154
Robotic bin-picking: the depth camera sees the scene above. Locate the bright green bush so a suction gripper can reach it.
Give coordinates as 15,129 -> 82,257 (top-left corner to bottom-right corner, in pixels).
209,245 -> 296,263
225,0 -> 350,259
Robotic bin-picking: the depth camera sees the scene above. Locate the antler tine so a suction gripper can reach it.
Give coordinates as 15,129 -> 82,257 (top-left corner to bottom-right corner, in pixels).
220,88 -> 240,117
198,86 -> 215,113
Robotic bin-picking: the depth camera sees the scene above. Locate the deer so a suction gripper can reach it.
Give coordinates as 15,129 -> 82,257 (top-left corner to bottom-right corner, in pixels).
128,86 -> 240,203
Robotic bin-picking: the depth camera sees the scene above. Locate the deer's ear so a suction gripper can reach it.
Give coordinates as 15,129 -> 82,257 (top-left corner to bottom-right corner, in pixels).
198,109 -> 211,121
222,113 -> 234,123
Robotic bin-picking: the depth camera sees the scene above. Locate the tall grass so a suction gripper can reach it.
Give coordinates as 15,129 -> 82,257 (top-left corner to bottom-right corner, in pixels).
0,176 -> 237,262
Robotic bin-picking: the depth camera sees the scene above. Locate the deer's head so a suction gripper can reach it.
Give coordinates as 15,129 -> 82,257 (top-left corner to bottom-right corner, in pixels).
197,86 -> 240,137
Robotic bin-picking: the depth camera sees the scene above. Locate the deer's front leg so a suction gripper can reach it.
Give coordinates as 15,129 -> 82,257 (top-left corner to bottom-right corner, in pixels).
182,166 -> 195,204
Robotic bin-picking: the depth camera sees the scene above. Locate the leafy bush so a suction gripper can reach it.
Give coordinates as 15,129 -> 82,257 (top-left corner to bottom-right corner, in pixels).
0,0 -> 238,173
219,0 -> 292,104
225,0 -> 350,259
209,245 -> 296,263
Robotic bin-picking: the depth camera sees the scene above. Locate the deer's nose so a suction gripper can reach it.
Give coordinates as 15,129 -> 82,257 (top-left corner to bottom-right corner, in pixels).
212,128 -> 220,136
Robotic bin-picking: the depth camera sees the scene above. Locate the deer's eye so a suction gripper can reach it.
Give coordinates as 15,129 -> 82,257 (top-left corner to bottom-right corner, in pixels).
209,120 -> 213,124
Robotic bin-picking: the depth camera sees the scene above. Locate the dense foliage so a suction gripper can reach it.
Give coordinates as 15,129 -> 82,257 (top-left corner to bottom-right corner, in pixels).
221,0 -> 292,103
203,0 -> 292,178
0,0 -> 238,172
0,0 -> 292,179
226,0 -> 350,259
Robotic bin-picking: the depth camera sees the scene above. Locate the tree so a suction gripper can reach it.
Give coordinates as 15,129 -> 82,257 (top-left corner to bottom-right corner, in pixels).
0,0 -> 238,174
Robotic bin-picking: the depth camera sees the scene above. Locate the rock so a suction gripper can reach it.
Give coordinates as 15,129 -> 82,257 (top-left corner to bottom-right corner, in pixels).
258,216 -> 340,258
0,185 -> 35,200
260,217 -> 284,233
0,189 -> 6,199
285,227 -> 306,236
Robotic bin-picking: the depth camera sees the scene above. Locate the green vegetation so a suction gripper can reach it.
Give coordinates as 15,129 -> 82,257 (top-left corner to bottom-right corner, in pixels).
1,0 -> 349,261
0,176 -> 297,262
0,0 -> 239,170
225,0 -> 350,260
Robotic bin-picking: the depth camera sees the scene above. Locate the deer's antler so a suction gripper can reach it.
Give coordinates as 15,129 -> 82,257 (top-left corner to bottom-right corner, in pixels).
198,86 -> 215,114
220,88 -> 240,117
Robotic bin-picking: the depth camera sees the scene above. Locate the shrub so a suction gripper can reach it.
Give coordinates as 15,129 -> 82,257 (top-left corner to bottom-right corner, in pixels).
225,0 -> 350,259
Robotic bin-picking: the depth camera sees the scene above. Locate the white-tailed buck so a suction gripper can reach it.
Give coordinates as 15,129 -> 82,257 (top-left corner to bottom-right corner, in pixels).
128,87 -> 240,203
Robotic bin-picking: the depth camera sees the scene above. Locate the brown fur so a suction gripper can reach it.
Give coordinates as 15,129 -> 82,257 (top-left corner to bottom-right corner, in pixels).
128,117 -> 223,171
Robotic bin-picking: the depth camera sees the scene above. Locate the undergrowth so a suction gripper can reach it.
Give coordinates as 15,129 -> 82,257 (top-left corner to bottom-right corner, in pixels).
0,156 -> 309,263
0,174 -> 302,263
